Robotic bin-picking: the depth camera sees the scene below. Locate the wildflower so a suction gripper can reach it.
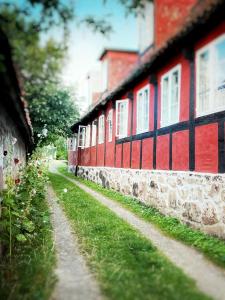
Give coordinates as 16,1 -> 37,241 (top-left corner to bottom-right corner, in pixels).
15,178 -> 20,185
63,188 -> 68,193
31,189 -> 36,196
12,137 -> 17,145
14,158 -> 19,164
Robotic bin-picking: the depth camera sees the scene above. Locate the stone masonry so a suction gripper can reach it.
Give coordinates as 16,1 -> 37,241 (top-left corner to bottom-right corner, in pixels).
71,166 -> 225,239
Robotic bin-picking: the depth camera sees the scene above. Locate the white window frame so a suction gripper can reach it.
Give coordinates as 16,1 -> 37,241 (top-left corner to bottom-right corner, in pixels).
196,34 -> 225,117
98,115 -> 105,144
91,120 -> 97,146
107,109 -> 113,142
116,99 -> 129,138
136,84 -> 150,134
78,125 -> 86,149
85,124 -> 91,148
160,64 -> 181,127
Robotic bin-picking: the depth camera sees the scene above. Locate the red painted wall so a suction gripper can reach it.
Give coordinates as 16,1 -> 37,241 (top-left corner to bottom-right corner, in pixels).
123,142 -> 131,168
172,130 -> 189,171
195,124 -> 218,173
156,134 -> 170,170
131,140 -> 141,169
115,144 -> 122,168
142,138 -> 153,170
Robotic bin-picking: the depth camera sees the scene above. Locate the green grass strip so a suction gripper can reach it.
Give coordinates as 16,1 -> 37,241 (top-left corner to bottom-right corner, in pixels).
58,166 -> 225,269
49,172 -> 210,300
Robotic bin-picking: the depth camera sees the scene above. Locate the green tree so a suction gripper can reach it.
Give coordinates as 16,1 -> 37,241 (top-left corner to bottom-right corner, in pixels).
27,84 -> 79,145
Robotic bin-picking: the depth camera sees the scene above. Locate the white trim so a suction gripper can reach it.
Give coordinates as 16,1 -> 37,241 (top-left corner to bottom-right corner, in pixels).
85,124 -> 91,148
136,84 -> 150,134
196,33 -> 225,117
107,109 -> 113,142
160,64 -> 181,128
98,114 -> 105,144
116,99 -> 129,138
78,125 -> 86,148
91,120 -> 97,146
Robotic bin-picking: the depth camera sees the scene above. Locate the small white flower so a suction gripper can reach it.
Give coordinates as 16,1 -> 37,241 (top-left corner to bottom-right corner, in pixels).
12,137 -> 17,145
63,188 -> 68,193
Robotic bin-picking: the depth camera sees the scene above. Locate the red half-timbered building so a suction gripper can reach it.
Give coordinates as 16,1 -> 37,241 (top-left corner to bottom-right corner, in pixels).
68,0 -> 225,237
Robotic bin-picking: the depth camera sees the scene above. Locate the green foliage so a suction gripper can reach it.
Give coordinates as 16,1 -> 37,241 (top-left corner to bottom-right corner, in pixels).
53,136 -> 67,160
49,172 -> 209,300
0,149 -> 56,300
27,84 -> 79,144
58,166 -> 225,269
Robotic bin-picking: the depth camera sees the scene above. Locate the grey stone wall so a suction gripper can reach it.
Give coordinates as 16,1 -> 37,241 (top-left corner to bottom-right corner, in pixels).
75,166 -> 225,239
0,104 -> 26,189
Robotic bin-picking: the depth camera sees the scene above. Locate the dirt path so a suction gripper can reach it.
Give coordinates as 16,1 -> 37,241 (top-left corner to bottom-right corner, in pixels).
53,166 -> 225,300
47,185 -> 102,300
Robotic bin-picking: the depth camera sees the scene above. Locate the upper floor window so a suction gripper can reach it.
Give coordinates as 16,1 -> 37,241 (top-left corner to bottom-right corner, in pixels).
85,124 -> 91,148
136,85 -> 150,134
91,120 -> 97,146
116,99 -> 129,138
196,34 -> 225,117
98,115 -> 105,144
107,109 -> 113,142
161,65 -> 181,127
78,125 -> 86,149
138,1 -> 154,53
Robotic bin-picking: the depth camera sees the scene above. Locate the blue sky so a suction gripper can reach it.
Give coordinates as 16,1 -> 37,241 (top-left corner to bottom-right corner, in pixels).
59,0 -> 138,86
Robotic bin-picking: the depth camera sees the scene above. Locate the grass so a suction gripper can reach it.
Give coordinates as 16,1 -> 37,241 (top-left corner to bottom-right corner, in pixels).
58,165 -> 225,269
0,192 -> 56,300
49,171 -> 210,300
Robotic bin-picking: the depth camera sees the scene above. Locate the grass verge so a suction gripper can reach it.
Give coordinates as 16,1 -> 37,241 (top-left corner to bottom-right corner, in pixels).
49,171 -> 210,300
0,193 -> 56,300
58,165 -> 225,269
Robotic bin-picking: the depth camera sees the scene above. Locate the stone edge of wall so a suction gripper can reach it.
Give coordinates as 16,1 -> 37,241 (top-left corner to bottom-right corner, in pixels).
69,165 -> 225,239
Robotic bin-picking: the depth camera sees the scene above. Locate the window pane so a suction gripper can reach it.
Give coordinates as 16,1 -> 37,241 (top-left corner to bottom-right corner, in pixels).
214,39 -> 225,108
171,70 -> 179,123
162,77 -> 169,126
198,50 -> 210,113
143,89 -> 149,131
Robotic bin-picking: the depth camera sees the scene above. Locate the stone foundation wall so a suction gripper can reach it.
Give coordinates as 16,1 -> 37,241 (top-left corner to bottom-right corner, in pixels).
75,166 -> 225,238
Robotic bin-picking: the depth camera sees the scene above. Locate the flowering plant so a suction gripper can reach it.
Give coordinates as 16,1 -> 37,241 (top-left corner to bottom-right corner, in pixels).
0,148 -> 49,259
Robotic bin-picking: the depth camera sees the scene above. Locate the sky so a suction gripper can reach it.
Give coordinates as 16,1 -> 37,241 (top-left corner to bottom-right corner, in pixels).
59,0 -> 138,98
10,0 -> 138,110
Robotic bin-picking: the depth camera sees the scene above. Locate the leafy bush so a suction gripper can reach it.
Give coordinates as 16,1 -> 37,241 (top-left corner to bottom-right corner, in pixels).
0,148 -> 56,299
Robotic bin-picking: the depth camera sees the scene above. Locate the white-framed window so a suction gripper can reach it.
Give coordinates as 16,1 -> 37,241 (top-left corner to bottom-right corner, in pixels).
161,64 -> 181,127
85,124 -> 91,148
107,109 -> 113,142
98,115 -> 105,144
136,84 -> 150,134
196,34 -> 225,117
116,99 -> 129,138
91,120 -> 97,146
78,125 -> 86,148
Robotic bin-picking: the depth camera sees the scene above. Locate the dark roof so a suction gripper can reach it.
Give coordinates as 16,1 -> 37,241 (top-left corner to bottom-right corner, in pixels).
0,28 -> 33,148
72,0 -> 225,132
99,48 -> 138,60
